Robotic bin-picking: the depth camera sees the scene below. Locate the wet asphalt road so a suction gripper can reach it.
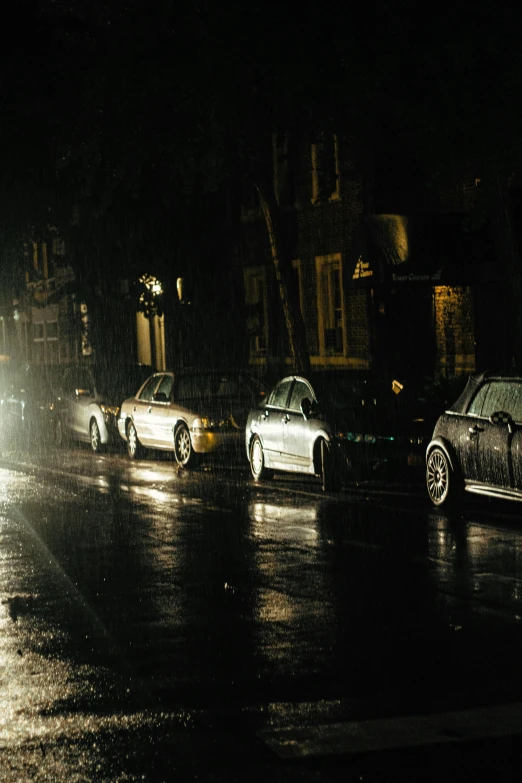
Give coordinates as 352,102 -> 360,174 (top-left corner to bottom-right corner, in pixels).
0,442 -> 521,780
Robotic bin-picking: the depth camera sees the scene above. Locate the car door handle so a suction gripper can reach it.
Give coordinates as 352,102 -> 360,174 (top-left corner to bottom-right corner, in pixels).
148,406 -> 152,413
282,414 -> 290,423
469,424 -> 484,436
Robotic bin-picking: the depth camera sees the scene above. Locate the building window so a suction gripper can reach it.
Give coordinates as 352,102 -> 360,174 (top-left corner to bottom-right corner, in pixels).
32,319 -> 59,365
244,267 -> 268,355
311,133 -> 340,203
316,254 -> 345,356
273,133 -> 295,206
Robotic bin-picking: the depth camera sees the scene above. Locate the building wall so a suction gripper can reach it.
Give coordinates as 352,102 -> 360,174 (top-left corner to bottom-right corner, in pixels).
433,286 -> 476,377
240,132 -> 371,373
240,133 -> 493,380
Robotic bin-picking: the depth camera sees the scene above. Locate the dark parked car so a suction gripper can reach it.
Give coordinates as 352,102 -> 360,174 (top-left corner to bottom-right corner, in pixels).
245,373 -> 420,491
0,361 -> 56,446
54,362 -> 152,452
118,368 -> 268,465
426,369 -> 522,506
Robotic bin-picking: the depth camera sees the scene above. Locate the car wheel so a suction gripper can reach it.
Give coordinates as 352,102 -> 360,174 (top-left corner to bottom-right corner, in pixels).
250,435 -> 273,481
320,438 -> 341,493
426,447 -> 458,506
127,421 -> 144,460
174,423 -> 198,468
90,419 -> 105,454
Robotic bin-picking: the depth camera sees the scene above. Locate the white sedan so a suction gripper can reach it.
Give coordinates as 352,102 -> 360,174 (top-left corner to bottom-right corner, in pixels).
118,369 -> 267,467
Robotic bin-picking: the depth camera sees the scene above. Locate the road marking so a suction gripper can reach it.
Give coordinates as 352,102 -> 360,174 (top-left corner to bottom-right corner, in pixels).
258,702 -> 522,759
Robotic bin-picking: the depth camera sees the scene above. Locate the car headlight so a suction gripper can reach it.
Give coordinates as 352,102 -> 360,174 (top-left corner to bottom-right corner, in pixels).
344,432 -> 364,442
193,417 -> 230,432
336,432 -> 379,444
100,404 -> 120,417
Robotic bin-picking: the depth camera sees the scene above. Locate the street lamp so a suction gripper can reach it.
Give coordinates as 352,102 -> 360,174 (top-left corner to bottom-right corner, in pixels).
138,274 -> 163,312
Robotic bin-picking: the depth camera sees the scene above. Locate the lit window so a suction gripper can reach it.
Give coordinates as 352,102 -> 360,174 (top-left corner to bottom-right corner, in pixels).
32,320 -> 59,365
316,254 -> 345,356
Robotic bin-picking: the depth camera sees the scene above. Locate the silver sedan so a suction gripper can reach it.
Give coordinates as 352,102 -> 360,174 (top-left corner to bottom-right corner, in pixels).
245,374 -> 411,490
245,375 -> 343,491
118,370 -> 266,467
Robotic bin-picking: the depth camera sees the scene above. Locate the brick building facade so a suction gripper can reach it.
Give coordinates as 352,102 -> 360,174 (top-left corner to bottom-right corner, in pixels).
238,132 -> 507,382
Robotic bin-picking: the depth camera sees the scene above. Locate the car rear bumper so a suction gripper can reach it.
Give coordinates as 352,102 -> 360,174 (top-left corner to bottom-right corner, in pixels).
334,438 -> 417,476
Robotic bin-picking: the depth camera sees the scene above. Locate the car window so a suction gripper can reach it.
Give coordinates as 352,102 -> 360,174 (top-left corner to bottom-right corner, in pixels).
155,374 -> 173,400
510,384 -> 522,422
138,376 -> 160,402
175,373 -> 260,403
469,381 -> 522,420
70,370 -> 94,395
176,374 -> 205,401
268,379 -> 293,408
491,381 -> 522,422
467,383 -> 491,416
288,380 -> 313,412
216,376 -> 247,398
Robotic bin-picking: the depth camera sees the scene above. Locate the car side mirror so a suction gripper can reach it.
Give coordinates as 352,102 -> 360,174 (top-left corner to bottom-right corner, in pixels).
153,392 -> 168,402
490,410 -> 514,434
300,397 -> 313,418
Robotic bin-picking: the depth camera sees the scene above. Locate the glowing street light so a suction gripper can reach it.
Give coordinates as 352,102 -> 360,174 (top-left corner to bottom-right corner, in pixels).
138,274 -> 163,303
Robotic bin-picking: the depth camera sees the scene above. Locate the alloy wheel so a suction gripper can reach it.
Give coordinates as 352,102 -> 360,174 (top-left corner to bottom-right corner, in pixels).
251,438 -> 263,478
90,420 -> 101,452
427,449 -> 449,505
175,426 -> 192,466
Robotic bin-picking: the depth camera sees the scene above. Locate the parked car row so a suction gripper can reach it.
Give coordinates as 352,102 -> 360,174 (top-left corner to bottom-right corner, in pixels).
6,361 -> 521,508
0,361 -> 432,491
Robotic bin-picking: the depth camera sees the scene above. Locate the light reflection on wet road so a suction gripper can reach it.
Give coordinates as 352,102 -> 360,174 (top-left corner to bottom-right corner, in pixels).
0,446 -> 521,778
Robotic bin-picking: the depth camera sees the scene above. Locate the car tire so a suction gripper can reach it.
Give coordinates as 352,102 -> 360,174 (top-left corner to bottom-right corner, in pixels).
127,421 -> 144,460
90,419 -> 105,454
250,435 -> 273,481
426,447 -> 459,506
174,423 -> 198,468
320,438 -> 341,493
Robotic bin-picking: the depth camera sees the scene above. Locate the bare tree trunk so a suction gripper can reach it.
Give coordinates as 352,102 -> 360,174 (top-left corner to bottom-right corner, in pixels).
489,175 -> 522,367
255,180 -> 310,375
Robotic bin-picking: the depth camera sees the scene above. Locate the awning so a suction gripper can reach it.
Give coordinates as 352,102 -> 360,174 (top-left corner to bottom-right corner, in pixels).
345,213 -> 494,289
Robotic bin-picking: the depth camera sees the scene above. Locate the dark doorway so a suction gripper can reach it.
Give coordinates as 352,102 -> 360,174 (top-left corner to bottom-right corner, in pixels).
375,285 -> 435,381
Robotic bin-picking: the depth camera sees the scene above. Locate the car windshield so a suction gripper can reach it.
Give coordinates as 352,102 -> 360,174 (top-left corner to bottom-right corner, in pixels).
311,376 -> 374,410
310,374 -> 415,434
176,373 -> 264,404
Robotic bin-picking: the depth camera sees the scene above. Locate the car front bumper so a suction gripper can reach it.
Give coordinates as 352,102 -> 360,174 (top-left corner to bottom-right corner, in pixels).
191,428 -> 242,455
